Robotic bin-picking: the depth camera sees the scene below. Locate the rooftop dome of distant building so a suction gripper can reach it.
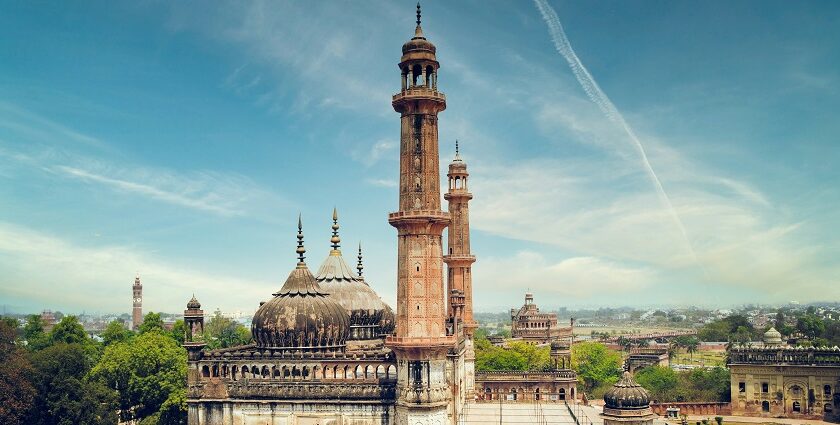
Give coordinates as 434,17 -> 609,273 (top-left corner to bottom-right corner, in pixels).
186,295 -> 201,310
764,327 -> 783,346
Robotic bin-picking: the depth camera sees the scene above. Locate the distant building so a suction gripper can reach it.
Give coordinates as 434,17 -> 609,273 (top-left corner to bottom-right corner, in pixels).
132,275 -> 142,330
510,292 -> 572,344
626,348 -> 670,373
728,327 -> 840,420
40,310 -> 56,333
476,340 -> 576,402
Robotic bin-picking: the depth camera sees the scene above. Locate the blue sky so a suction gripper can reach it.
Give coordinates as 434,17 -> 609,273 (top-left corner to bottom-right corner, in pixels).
1,1 -> 838,315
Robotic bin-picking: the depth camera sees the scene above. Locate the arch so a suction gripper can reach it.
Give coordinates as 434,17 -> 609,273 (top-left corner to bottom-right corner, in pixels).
344,365 -> 351,379
272,367 -> 281,379
313,365 -> 321,380
364,365 -> 372,380
571,387 -> 575,400
201,365 -> 210,378
412,64 -> 422,86
240,365 -> 248,379
387,364 -> 396,380
793,401 -> 801,413
231,366 -> 238,381
251,366 -> 259,377
376,364 -> 386,379
761,401 -> 770,412
261,366 -> 269,379
535,387 -> 541,401
825,384 -> 832,396
558,387 -> 566,400
333,365 -> 340,379
303,366 -> 310,380
292,366 -> 301,379
425,65 -> 434,88
354,365 -> 363,380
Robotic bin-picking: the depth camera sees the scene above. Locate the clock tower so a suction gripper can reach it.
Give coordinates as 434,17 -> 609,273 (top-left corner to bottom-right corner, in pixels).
132,275 -> 143,330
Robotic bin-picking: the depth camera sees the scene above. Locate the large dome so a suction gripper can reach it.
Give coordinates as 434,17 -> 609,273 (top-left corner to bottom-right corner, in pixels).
314,211 -> 395,340
604,372 -> 652,409
251,219 -> 349,351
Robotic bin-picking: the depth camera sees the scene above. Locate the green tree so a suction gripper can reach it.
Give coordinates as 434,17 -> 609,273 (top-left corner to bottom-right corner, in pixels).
170,320 -> 187,346
797,314 -> 826,340
507,341 -> 551,371
26,343 -> 118,425
0,319 -> 35,425
91,330 -> 187,424
23,315 -> 49,350
139,312 -> 165,334
475,345 -> 527,371
685,337 -> 700,360
102,320 -> 133,346
635,366 -> 679,402
203,311 -> 251,349
50,316 -> 87,345
571,341 -> 622,394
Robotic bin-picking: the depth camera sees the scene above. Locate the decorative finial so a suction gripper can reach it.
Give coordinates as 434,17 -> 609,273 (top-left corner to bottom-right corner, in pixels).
357,242 -> 364,277
296,214 -> 306,266
416,2 -> 421,26
330,207 -> 341,251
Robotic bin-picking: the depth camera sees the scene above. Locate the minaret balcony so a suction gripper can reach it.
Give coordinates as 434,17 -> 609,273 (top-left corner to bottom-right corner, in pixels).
392,88 -> 446,111
442,254 -> 475,264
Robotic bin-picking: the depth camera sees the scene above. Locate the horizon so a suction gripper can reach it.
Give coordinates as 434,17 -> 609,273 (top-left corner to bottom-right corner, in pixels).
1,1 -> 839,315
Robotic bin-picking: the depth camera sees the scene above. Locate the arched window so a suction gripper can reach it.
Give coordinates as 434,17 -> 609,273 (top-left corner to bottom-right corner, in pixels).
272,367 -> 280,379
261,366 -> 269,379
211,364 -> 219,377
231,366 -> 238,381
559,388 -> 566,400
793,401 -> 801,413
376,365 -> 386,379
412,64 -> 422,86
201,365 -> 210,378
762,401 -> 770,412
425,65 -> 434,88
825,384 -> 832,396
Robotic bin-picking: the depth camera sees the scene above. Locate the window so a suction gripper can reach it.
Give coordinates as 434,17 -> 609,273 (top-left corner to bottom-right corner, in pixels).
825,385 -> 832,396
739,382 -> 746,393
793,401 -> 801,413
762,382 -> 769,393
761,401 -> 770,412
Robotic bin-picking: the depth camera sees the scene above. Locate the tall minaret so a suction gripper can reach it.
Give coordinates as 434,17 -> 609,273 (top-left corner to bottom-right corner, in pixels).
386,4 -> 454,425
132,275 -> 142,330
444,140 -> 477,400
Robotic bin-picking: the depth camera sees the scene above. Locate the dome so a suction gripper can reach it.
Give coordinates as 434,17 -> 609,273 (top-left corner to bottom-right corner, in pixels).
314,215 -> 395,340
402,5 -> 436,56
186,295 -> 201,310
251,218 -> 350,351
604,372 -> 651,409
764,327 -> 783,345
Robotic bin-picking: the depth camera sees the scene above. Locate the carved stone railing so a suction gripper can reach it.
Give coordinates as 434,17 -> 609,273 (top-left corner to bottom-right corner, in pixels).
475,370 -> 578,381
190,381 -> 396,401
729,346 -> 840,366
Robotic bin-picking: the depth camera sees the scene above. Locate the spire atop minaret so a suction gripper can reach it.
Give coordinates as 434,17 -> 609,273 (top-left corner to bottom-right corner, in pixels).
414,2 -> 425,38
454,139 -> 462,162
330,207 -> 341,252
296,214 -> 306,267
357,242 -> 364,278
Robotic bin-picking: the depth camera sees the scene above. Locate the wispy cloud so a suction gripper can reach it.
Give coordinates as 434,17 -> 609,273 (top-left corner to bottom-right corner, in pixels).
0,221 -> 273,313
352,138 -> 396,167
365,178 -> 397,188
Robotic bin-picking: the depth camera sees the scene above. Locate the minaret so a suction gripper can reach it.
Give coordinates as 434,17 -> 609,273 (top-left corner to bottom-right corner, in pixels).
444,140 -> 477,400
132,275 -> 142,330
386,4 -> 454,425
183,295 -> 206,360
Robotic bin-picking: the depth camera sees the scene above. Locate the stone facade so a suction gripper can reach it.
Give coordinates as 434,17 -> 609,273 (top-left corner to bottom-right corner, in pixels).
475,371 -> 578,402
510,292 -> 572,344
626,348 -> 669,374
728,346 -> 840,421
186,7 -> 474,425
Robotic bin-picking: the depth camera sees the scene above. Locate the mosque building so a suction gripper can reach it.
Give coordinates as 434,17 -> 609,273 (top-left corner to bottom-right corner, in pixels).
184,6 -> 477,425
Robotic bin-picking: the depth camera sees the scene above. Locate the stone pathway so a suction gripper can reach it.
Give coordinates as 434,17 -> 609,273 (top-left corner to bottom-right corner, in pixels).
462,402 -> 578,425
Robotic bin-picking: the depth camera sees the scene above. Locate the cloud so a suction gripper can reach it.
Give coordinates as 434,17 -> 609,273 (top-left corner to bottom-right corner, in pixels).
352,139 -> 396,167
365,178 -> 397,188
473,252 -> 655,310
0,222 -> 274,314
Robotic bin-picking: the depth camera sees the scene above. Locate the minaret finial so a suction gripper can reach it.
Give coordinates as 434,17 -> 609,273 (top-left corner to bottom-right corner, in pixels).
453,139 -> 462,162
357,242 -> 364,277
416,2 -> 421,26
330,207 -> 341,251
296,214 -> 306,266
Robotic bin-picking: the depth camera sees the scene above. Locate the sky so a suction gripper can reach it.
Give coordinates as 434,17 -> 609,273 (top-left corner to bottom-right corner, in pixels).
1,1 -> 838,315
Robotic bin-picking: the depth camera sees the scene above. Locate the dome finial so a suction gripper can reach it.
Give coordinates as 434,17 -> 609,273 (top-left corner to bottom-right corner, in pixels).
296,214 -> 306,266
454,139 -> 462,161
330,207 -> 341,251
357,242 -> 364,277
416,2 -> 421,26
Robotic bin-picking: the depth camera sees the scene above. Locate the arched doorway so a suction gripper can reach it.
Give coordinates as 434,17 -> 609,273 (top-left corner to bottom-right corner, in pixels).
762,401 -> 770,412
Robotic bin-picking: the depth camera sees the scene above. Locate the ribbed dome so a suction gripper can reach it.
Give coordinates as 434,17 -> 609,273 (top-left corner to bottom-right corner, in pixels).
252,265 -> 349,350
402,5 -> 436,55
604,372 -> 651,409
315,250 -> 395,339
186,295 -> 201,309
764,327 -> 783,345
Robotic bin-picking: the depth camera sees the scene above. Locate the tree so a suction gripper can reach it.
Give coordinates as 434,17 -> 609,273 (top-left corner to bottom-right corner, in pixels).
203,311 -> 251,349
507,341 -> 551,371
170,320 -> 187,346
139,312 -> 165,334
685,337 -> 700,360
26,343 -> 118,425
23,315 -> 49,350
797,314 -> 826,341
91,330 -> 187,424
50,316 -> 87,345
635,366 -> 678,402
475,345 -> 527,371
571,341 -> 622,394
0,320 -> 35,425
102,320 -> 133,346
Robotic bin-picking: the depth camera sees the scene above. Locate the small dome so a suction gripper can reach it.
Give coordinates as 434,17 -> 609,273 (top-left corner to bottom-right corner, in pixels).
252,265 -> 349,350
402,5 -> 436,56
186,295 -> 201,310
604,372 -> 651,409
764,327 -> 783,345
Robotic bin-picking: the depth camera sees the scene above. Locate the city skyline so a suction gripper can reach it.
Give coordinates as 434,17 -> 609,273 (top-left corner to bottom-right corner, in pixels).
1,1 -> 839,315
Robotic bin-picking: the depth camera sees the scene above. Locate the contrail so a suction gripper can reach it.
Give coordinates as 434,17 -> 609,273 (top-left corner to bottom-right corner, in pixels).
534,0 -> 699,264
